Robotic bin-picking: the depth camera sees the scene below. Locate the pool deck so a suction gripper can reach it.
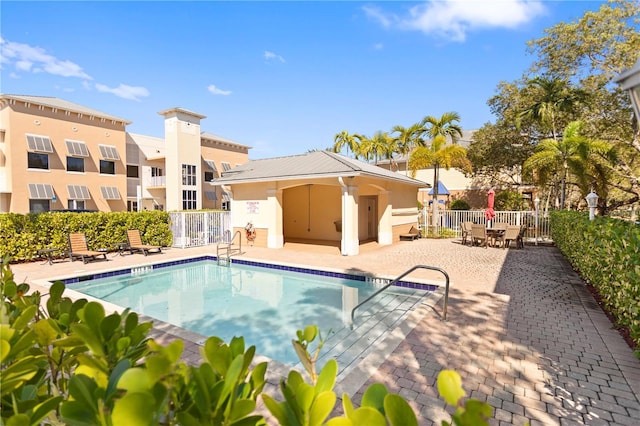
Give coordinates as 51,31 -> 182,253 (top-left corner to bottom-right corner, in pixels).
11,239 -> 640,425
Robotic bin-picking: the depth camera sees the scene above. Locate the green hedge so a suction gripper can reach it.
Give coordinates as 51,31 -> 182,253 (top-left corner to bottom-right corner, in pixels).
550,211 -> 640,350
0,211 -> 172,262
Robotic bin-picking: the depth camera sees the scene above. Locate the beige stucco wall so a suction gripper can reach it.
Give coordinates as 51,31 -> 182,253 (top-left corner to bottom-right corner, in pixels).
224,174 -> 421,253
0,99 -> 127,213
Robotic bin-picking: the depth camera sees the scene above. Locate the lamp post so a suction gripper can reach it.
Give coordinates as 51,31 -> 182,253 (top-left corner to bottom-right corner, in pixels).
534,197 -> 540,246
586,191 -> 598,221
613,57 -> 640,126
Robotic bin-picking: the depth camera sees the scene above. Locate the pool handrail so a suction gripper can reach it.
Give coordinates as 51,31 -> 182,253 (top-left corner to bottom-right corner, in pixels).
216,230 -> 243,266
350,264 -> 450,326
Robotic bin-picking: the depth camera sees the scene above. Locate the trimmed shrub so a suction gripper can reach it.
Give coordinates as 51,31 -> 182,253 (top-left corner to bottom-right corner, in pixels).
551,211 -> 640,352
0,211 -> 172,262
450,199 -> 471,210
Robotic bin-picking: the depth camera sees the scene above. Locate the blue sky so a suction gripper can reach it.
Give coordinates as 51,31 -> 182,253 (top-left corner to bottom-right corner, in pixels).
1,1 -> 605,159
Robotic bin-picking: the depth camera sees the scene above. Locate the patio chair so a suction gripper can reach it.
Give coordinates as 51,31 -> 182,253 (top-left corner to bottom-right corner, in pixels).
461,221 -> 473,246
517,226 -> 527,249
497,225 -> 521,249
127,229 -> 162,256
470,224 -> 488,248
68,233 -> 107,264
399,226 -> 420,241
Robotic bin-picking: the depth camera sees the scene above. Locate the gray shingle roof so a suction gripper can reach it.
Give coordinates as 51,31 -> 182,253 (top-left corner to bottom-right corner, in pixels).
214,151 -> 429,186
0,94 -> 131,124
200,131 -> 251,149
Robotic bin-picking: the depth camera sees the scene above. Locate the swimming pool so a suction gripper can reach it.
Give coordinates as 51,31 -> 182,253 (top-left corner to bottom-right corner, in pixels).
65,258 -> 434,365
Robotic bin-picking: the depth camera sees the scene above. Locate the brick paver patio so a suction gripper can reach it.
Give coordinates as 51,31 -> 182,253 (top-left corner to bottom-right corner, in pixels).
11,238 -> 640,425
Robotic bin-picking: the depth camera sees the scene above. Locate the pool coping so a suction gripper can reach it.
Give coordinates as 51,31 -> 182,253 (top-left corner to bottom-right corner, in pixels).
32,253 -> 446,396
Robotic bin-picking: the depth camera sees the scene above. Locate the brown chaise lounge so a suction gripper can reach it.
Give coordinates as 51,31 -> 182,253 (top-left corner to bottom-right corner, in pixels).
127,229 -> 162,256
68,233 -> 107,263
399,226 -> 421,241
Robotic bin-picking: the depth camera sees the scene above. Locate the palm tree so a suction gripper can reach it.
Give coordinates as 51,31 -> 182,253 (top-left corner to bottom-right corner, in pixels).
358,131 -> 391,165
409,135 -> 470,231
517,77 -> 583,140
418,112 -> 464,230
392,123 -> 424,175
523,120 -> 614,210
333,131 -> 361,158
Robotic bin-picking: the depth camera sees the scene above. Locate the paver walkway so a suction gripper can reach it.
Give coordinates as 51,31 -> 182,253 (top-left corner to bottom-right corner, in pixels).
11,238 -> 640,425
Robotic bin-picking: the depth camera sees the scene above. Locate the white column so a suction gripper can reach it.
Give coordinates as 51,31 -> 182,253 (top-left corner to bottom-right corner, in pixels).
341,183 -> 359,256
267,188 -> 284,248
378,190 -> 392,245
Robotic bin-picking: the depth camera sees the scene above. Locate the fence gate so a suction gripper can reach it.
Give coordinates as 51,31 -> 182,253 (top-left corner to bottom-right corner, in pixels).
169,211 -> 231,248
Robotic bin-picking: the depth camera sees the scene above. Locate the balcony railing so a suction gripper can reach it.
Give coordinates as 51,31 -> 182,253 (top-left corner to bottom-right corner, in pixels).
145,176 -> 166,188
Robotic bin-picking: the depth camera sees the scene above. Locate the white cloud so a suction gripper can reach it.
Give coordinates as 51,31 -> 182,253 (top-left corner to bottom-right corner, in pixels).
373,43 -> 384,50
208,84 -> 232,96
264,50 -> 285,63
363,6 -> 395,28
95,83 -> 149,101
0,38 -> 92,79
366,0 -> 547,42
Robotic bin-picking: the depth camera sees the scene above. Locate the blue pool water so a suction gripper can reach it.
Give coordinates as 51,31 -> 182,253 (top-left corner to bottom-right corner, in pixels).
66,259 -> 430,365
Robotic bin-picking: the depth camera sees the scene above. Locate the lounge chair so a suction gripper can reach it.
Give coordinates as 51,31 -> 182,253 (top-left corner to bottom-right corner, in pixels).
127,230 -> 162,256
68,233 -> 107,263
399,226 -> 420,241
471,224 -> 488,248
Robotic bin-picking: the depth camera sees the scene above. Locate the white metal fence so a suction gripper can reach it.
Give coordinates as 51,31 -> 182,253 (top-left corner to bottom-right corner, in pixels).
421,209 -> 552,241
169,211 -> 231,248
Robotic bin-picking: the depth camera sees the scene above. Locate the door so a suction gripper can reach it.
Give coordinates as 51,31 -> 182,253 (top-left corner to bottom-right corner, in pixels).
358,196 -> 377,241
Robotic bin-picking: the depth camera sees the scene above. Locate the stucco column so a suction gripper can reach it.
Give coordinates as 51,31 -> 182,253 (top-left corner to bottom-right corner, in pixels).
340,181 -> 359,256
378,190 -> 392,245
267,188 -> 284,248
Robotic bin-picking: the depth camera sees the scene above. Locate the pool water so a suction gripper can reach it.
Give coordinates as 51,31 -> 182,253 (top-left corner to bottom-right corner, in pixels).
67,260 -> 428,365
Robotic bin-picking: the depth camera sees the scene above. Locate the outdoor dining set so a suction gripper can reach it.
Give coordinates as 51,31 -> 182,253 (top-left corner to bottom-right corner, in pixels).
460,222 -> 527,249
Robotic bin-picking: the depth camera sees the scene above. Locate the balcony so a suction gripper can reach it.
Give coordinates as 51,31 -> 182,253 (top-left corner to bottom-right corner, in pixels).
145,176 -> 166,188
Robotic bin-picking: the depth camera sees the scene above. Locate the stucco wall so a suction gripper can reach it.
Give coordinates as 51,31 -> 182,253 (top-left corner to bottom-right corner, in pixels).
283,184 -> 342,241
2,100 -> 127,213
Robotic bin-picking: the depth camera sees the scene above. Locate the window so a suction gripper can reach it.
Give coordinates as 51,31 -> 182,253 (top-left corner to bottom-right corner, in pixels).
204,171 -> 214,182
154,204 -> 164,211
127,165 -> 139,178
68,200 -> 86,210
28,152 -> 49,169
67,185 -> 90,200
65,140 -> 89,157
100,186 -> 121,200
127,200 -> 138,212
221,191 -> 230,211
67,156 -> 85,172
100,160 -> 115,174
182,190 -> 196,210
205,191 -> 217,201
26,134 -> 53,153
98,144 -> 120,160
28,183 -> 53,213
182,164 -> 196,186
151,167 -> 163,177
29,199 -> 50,213
221,162 -> 231,172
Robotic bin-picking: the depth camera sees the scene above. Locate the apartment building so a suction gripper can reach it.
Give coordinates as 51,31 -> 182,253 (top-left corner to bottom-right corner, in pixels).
0,94 -> 250,213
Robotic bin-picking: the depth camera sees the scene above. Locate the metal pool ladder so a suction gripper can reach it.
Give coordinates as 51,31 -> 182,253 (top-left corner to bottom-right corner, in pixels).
350,264 -> 450,326
216,230 -> 242,266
